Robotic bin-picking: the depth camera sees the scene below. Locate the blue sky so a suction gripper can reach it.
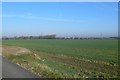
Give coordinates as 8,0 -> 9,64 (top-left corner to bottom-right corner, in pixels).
2,2 -> 118,37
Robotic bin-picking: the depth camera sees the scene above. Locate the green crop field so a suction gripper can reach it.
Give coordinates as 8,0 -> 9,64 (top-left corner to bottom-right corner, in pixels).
2,39 -> 118,78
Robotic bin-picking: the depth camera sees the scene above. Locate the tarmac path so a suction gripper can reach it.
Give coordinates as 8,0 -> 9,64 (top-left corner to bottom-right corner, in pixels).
2,57 -> 40,78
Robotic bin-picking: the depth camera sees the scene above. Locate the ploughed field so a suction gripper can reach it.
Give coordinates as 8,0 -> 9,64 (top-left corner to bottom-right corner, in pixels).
2,39 -> 118,78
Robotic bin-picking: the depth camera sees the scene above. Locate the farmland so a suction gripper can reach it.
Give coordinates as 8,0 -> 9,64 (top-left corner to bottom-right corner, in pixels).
2,39 -> 118,78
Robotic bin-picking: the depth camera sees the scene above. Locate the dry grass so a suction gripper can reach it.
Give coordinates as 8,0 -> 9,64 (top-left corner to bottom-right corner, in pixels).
2,45 -> 30,55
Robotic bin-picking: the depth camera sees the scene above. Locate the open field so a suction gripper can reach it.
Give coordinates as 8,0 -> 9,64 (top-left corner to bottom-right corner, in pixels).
2,39 -> 118,78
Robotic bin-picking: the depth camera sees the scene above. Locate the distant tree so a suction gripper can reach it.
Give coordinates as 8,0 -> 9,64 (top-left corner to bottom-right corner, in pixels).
29,36 -> 33,39
44,34 -> 56,39
74,37 -> 79,39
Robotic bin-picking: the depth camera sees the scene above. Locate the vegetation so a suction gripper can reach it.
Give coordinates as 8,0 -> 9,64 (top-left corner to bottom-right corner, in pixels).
2,35 -> 57,40
2,39 -> 119,78
2,34 -> 118,40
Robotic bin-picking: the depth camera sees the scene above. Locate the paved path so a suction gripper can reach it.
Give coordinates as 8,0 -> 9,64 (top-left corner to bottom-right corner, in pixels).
2,57 -> 40,78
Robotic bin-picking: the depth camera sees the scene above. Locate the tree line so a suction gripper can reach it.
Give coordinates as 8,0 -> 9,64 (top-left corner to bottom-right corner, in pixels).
2,34 -> 118,40
2,34 -> 57,40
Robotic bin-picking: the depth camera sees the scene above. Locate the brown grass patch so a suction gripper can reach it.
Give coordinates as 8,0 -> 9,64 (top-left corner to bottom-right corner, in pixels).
2,45 -> 30,55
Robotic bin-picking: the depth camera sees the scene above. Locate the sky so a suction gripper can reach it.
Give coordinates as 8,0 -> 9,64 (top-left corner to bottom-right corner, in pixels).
2,2 -> 118,37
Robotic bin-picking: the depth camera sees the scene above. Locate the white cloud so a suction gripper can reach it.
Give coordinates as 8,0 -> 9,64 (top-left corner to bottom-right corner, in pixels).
2,14 -> 84,23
